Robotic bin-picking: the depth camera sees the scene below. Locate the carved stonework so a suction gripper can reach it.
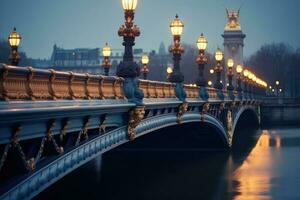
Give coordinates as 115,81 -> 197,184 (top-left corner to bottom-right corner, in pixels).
227,110 -> 233,147
177,103 -> 188,124
225,9 -> 241,31
128,106 -> 145,140
201,103 -> 210,121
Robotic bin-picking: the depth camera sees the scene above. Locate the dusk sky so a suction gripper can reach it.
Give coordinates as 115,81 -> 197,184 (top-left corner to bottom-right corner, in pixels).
1,0 -> 300,59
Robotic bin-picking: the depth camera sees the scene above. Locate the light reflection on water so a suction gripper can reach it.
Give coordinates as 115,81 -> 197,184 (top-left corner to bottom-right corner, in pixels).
231,129 -> 300,200
35,128 -> 300,200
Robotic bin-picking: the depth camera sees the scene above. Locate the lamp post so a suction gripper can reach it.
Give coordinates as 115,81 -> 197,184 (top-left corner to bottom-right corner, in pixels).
196,33 -> 208,86
169,14 -> 184,83
8,27 -> 22,66
102,43 -> 112,76
208,80 -> 213,87
166,66 -> 173,81
140,54 -> 149,79
275,80 -> 280,97
213,48 -> 224,90
236,64 -> 243,99
117,0 -> 144,105
243,69 -> 249,98
227,58 -> 234,91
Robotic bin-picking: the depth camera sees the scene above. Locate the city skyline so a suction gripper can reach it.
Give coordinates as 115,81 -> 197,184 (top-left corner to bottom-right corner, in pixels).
1,0 -> 300,59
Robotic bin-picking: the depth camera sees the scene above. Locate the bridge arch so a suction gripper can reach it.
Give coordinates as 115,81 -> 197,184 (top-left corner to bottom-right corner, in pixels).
232,106 -> 260,145
1,113 -> 229,200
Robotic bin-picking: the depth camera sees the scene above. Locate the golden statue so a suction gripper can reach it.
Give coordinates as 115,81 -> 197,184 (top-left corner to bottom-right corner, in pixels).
225,9 -> 241,31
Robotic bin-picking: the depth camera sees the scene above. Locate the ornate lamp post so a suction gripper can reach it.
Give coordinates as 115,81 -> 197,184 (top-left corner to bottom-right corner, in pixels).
8,27 -> 22,66
169,14 -> 184,83
275,80 -> 280,97
169,14 -> 186,101
140,54 -> 149,79
102,43 -> 112,76
236,64 -> 243,98
196,33 -> 208,100
208,80 -> 213,87
227,58 -> 234,91
243,69 -> 250,98
213,48 -> 224,90
196,33 -> 208,86
117,0 -> 144,105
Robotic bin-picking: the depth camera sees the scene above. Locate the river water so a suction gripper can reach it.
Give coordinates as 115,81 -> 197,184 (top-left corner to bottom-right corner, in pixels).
36,127 -> 300,200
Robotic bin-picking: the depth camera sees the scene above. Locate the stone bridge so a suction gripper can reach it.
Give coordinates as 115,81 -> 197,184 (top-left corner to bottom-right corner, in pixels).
0,64 -> 264,200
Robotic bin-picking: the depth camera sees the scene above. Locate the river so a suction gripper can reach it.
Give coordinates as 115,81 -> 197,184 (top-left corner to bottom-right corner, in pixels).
35,127 -> 300,200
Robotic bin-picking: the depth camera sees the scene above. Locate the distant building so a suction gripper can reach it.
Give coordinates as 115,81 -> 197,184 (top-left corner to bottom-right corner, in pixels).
50,45 -> 144,75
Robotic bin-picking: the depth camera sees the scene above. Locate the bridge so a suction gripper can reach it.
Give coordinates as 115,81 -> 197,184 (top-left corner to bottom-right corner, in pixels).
0,64 -> 265,200
0,1 -> 271,199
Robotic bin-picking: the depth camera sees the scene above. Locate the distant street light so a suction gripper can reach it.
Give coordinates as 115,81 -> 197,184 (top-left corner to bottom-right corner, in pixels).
208,80 -> 213,86
227,58 -> 234,90
275,80 -> 280,97
213,48 -> 224,89
102,43 -> 112,76
140,54 -> 149,79
8,27 -> 22,66
169,14 -> 184,83
166,66 -> 173,81
196,33 -> 208,87
210,69 -> 214,74
236,64 -> 243,92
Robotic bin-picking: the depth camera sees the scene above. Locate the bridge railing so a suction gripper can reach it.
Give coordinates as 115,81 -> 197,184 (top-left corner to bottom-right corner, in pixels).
0,64 -> 125,101
139,79 -> 176,98
0,64 -> 264,102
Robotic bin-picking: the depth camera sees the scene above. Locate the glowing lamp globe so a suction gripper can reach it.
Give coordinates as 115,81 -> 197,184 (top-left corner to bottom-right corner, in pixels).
122,0 -> 138,11
215,48 -> 223,62
208,81 -> 212,86
196,33 -> 207,51
236,64 -> 243,73
243,69 -> 249,77
167,66 -> 173,74
227,58 -> 234,69
170,15 -> 184,36
102,43 -> 111,57
141,54 -> 149,65
8,27 -> 21,48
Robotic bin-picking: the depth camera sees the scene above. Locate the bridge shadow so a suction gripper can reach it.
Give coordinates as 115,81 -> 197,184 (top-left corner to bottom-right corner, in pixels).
35,112 -> 262,200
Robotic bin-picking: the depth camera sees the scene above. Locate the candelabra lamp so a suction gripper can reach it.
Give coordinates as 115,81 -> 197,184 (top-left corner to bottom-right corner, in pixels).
102,43 -> 112,76
8,27 -> 22,66
116,0 -> 144,105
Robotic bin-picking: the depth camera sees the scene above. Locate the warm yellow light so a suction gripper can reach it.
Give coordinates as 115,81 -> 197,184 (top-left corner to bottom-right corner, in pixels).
141,54 -> 149,65
121,0 -> 138,11
196,33 -> 207,51
276,81 -> 280,85
243,69 -> 249,77
193,84 -> 197,87
167,66 -> 173,74
170,14 -> 184,36
227,58 -> 234,68
269,86 -> 272,89
248,72 -> 254,80
215,48 -> 223,62
8,27 -> 21,47
208,81 -> 212,86
210,69 -> 214,74
236,64 -> 243,73
102,43 -> 111,57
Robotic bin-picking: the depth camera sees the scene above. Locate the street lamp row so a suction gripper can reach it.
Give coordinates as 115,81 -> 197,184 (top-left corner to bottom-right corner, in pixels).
5,0 -> 268,99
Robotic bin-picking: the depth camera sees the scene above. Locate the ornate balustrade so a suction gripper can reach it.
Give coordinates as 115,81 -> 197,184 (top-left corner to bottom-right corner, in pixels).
183,85 -> 199,98
0,64 -> 125,101
0,65 -> 263,102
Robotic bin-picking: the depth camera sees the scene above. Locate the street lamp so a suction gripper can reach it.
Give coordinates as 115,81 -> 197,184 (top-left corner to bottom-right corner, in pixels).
227,58 -> 234,90
208,80 -> 213,87
102,43 -> 112,76
196,33 -> 208,87
236,64 -> 243,92
117,0 -> 140,76
117,0 -> 143,105
210,69 -> 214,74
140,54 -> 149,79
169,14 -> 184,83
213,48 -> 224,90
8,27 -> 22,66
166,66 -> 173,81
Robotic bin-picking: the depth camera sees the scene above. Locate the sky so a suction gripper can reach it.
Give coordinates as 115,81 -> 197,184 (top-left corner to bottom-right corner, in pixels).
1,0 -> 300,59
